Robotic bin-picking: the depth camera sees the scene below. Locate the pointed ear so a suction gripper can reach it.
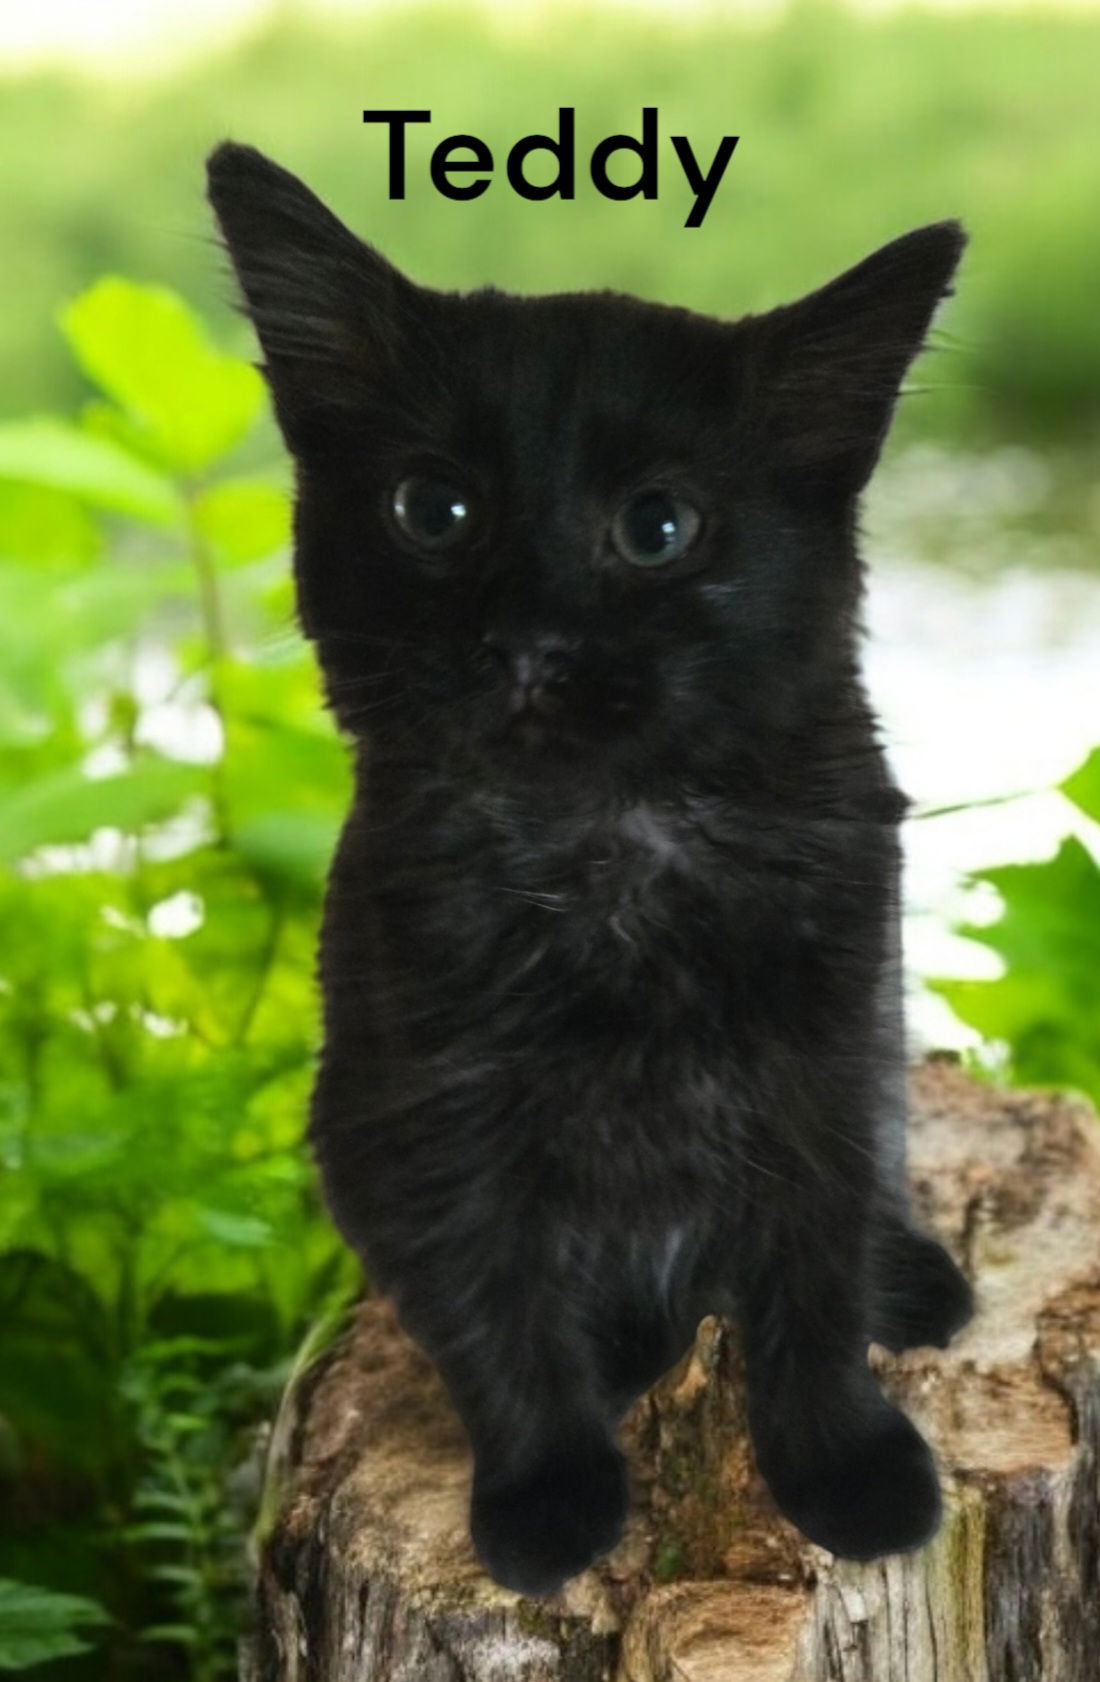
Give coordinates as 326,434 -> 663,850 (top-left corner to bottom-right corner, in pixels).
751,222 -> 966,494
206,142 -> 418,448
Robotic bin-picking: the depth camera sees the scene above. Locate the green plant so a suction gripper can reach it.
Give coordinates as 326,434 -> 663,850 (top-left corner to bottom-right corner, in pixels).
930,749 -> 1100,1107
0,277 -> 357,1677
120,1339 -> 283,1682
0,1581 -> 110,1672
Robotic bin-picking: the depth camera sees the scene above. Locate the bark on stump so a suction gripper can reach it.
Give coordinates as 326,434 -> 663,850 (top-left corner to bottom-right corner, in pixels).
245,1061 -> 1100,1681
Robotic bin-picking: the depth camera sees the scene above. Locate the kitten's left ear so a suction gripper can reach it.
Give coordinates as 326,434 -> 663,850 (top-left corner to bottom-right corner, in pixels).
753,222 -> 966,494
206,141 -> 422,448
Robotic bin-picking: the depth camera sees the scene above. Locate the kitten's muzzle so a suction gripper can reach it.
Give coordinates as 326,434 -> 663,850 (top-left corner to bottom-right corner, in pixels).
482,629 -> 576,719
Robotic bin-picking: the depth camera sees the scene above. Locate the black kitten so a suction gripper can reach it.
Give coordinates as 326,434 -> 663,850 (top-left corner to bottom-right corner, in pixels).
207,144 -> 974,1596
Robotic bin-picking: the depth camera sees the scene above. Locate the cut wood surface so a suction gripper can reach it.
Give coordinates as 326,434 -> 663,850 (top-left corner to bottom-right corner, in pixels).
244,1062 -> 1100,1681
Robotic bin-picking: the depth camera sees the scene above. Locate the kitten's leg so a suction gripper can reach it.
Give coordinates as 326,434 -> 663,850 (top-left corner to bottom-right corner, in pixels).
740,1183 -> 942,1562
868,1204 -> 974,1354
468,1253 -> 696,1586
469,1417 -> 628,1598
313,1097 -> 628,1597
396,1279 -> 629,1598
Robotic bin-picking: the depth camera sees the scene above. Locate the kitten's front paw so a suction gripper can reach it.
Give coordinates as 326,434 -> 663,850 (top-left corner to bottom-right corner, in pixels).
470,1432 -> 628,1597
758,1405 -> 941,1561
870,1224 -> 974,1354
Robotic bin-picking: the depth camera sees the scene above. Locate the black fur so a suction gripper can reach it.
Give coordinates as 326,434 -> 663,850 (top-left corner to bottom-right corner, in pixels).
207,142 -> 974,1594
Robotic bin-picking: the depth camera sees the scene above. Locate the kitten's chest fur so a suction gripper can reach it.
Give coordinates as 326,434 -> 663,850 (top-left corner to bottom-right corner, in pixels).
324,764 -> 890,1183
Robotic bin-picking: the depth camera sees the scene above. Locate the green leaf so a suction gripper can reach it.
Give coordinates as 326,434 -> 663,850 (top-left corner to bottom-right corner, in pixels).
930,970 -> 1064,1042
0,755 -> 208,865
122,1522 -> 193,1544
958,838 -> 1100,1001
148,1564 -> 202,1586
932,835 -> 1100,1106
232,810 -> 339,894
192,478 -> 291,565
0,1579 -> 110,1670
0,417 -> 180,526
80,396 -> 180,474
132,1490 -> 196,1516
162,1411 -> 208,1434
1061,747 -> 1100,824
197,1208 -> 275,1249
0,483 -> 100,566
60,279 -> 265,475
140,1624 -> 199,1646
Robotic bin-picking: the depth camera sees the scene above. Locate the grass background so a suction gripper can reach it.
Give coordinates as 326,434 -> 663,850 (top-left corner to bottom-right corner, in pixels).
3,2 -> 1100,444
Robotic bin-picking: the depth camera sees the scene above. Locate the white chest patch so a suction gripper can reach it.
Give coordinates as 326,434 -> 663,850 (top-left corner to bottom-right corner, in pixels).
616,803 -> 686,868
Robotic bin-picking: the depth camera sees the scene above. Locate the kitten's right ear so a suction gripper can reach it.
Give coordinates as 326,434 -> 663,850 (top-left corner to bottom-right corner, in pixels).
749,221 -> 966,496
206,142 -> 416,445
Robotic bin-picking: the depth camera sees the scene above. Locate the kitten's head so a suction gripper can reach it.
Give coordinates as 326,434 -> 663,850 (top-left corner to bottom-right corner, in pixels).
207,143 -> 963,794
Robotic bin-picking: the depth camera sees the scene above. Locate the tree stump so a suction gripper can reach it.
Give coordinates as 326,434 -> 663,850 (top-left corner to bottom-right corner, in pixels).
244,1061 -> 1100,1681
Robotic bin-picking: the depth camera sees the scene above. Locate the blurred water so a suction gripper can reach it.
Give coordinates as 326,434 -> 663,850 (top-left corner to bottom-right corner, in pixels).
863,444 -> 1100,1050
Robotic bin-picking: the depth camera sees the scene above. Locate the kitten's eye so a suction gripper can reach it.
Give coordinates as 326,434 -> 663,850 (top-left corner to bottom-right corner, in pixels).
611,490 -> 701,568
392,475 -> 473,550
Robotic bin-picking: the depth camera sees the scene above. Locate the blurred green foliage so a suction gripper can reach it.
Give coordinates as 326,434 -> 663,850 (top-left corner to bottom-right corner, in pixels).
0,276 -> 354,1679
2,2 -> 1100,442
932,752 -> 1100,1109
0,1580 -> 111,1671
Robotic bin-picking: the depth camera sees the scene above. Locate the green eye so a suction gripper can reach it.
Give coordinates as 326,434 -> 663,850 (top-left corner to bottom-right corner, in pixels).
392,475 -> 473,549
611,490 -> 701,568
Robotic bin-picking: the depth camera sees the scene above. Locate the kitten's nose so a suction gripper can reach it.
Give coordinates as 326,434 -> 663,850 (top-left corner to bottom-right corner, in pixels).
481,629 -> 575,715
